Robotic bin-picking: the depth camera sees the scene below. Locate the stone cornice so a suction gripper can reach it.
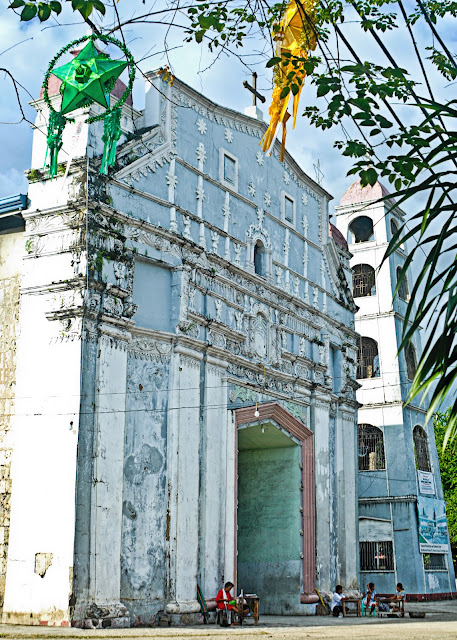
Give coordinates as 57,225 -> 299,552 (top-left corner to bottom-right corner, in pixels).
94,203 -> 359,338
127,326 -> 328,395
358,495 -> 417,504
334,199 -> 406,219
358,401 -> 427,414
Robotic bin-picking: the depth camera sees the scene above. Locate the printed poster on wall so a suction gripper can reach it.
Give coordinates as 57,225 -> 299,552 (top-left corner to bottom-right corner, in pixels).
417,496 -> 449,553
417,470 -> 436,495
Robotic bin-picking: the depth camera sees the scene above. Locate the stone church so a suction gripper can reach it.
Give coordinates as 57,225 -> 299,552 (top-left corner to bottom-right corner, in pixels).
0,70 -> 453,628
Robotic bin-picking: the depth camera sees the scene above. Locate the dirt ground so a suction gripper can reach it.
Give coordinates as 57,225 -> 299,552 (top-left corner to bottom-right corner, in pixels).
0,601 -> 456,640
0,621 -> 456,640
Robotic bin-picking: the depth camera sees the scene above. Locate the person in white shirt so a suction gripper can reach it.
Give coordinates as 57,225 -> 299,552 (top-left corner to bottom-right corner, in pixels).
330,585 -> 345,617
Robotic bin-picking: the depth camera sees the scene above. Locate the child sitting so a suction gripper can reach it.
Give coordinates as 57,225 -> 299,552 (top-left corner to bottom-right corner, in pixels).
330,585 -> 345,617
363,582 -> 377,615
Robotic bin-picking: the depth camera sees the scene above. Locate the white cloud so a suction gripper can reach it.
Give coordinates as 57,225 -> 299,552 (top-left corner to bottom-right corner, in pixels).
1,1 -> 456,209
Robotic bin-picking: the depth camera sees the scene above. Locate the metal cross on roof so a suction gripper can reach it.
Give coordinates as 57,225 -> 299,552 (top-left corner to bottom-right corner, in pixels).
243,72 -> 266,107
313,159 -> 324,186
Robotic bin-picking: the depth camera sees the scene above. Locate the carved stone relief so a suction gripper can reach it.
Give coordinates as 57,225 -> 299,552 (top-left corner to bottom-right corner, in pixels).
253,313 -> 268,360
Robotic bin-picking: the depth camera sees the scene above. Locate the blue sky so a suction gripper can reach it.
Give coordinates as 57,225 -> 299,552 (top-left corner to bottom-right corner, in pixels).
0,2 -> 358,205
0,1 -> 455,216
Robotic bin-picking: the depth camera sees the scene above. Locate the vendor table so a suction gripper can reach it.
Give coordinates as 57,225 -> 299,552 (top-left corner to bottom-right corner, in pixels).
342,597 -> 362,617
238,594 -> 260,625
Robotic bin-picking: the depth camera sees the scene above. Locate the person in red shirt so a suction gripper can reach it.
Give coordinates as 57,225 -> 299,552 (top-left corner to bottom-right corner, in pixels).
216,582 -> 237,612
216,582 -> 250,624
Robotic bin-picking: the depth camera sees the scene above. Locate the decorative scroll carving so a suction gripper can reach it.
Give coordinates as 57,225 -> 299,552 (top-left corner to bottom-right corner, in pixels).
208,328 -> 226,349
128,337 -> 172,361
180,354 -> 201,370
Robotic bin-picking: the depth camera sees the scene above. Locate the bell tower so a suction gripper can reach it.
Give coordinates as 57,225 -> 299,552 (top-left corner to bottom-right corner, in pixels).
335,179 -> 455,595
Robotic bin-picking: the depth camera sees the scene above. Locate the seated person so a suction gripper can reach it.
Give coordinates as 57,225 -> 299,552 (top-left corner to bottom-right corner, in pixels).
363,582 -> 377,615
330,585 -> 345,617
215,582 -> 249,623
390,583 -> 406,611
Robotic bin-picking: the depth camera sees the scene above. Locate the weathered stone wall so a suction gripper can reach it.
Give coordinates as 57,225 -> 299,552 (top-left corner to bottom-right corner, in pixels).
0,231 -> 24,611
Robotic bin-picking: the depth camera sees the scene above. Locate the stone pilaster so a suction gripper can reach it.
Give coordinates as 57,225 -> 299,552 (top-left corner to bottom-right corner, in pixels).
165,346 -> 202,620
199,355 -> 229,598
73,323 -> 131,629
311,395 -> 332,590
336,408 -> 358,588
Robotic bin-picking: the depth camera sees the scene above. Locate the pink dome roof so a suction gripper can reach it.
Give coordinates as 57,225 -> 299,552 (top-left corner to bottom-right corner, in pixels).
329,222 -> 348,250
340,179 -> 394,206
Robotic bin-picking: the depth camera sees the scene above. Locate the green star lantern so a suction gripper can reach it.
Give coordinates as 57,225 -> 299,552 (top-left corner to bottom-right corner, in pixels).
42,33 -> 135,178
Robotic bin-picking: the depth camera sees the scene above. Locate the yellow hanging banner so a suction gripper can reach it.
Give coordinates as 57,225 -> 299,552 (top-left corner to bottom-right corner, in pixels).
261,0 -> 318,161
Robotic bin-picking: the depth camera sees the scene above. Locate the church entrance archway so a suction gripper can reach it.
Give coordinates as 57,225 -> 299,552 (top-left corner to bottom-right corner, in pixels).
234,403 -> 314,615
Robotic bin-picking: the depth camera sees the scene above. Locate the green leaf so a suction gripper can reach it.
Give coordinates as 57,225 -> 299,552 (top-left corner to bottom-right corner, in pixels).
38,2 -> 51,21
291,83 -> 299,96
49,0 -> 61,13
316,83 -> 331,97
9,0 -> 26,9
21,3 -> 37,20
360,167 -> 378,187
376,114 -> 393,128
266,56 -> 281,68
77,1 -> 93,19
280,86 -> 290,100
92,0 -> 106,14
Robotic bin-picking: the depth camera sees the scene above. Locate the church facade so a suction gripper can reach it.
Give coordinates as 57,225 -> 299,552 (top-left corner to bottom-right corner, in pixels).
0,72 -> 360,627
0,70 -> 454,629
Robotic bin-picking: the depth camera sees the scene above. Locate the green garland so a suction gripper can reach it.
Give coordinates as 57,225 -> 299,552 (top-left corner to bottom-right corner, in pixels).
42,33 -> 136,177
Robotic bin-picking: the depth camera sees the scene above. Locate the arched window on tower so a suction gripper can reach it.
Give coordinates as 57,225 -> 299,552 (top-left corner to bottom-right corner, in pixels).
353,264 -> 376,298
396,266 -> 409,301
358,424 -> 386,471
357,337 -> 380,379
254,239 -> 266,277
405,343 -> 417,381
413,425 -> 431,472
348,216 -> 374,243
390,218 -> 405,249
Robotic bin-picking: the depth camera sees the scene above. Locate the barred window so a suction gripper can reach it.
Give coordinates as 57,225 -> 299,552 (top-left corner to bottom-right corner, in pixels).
357,337 -> 380,379
423,554 -> 446,571
353,264 -> 376,298
405,343 -> 417,381
360,541 -> 394,571
413,425 -> 431,472
358,424 -> 385,471
397,266 -> 409,301
348,216 -> 374,243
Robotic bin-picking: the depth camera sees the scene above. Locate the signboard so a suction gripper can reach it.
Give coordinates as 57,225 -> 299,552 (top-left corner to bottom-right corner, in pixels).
418,470 -> 436,495
417,496 -> 449,553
